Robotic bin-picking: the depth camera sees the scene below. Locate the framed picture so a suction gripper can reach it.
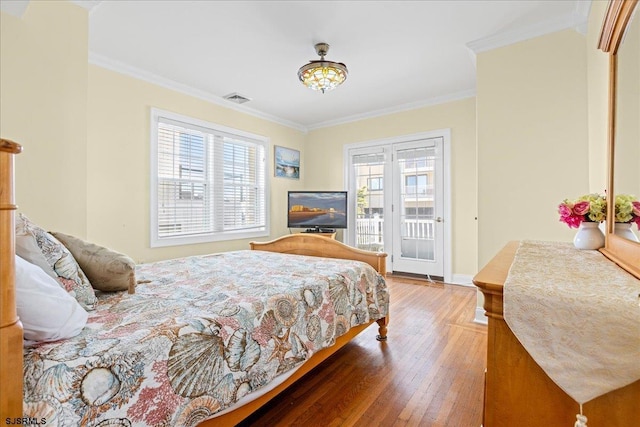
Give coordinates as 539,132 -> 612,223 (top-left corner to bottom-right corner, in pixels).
274,146 -> 300,179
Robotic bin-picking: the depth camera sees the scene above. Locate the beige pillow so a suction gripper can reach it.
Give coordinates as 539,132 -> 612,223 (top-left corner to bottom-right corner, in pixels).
51,232 -> 136,293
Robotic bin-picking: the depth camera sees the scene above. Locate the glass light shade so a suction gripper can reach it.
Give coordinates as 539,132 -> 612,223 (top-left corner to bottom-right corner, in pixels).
298,60 -> 348,93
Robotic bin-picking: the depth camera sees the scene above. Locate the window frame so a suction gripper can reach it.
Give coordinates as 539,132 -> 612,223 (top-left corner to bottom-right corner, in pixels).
368,176 -> 384,191
404,173 -> 429,194
150,108 -> 270,247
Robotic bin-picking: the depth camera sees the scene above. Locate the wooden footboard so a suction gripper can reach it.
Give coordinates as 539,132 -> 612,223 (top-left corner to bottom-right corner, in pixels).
200,318 -> 385,426
193,234 -> 391,426
1,139 -> 23,420
251,233 -> 389,341
250,233 -> 387,276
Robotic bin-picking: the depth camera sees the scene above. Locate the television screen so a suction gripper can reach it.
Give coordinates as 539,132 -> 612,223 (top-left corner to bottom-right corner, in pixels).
287,191 -> 348,230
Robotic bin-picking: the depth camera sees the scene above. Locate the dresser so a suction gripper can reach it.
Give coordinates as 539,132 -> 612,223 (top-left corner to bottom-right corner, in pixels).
473,241 -> 640,427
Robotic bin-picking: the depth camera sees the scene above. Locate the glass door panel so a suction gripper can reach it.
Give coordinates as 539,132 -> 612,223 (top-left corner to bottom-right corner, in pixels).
393,139 -> 443,276
352,152 -> 386,252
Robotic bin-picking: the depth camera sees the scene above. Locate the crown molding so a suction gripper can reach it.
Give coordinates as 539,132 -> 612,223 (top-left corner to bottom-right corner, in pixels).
0,1 -> 104,18
89,52 -> 475,134
466,9 -> 590,54
573,0 -> 593,35
69,1 -> 103,12
0,0 -> 29,17
89,52 -> 308,133
307,89 -> 476,130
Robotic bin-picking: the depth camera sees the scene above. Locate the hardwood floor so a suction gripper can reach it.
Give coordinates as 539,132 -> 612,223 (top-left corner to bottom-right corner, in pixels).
238,276 -> 488,427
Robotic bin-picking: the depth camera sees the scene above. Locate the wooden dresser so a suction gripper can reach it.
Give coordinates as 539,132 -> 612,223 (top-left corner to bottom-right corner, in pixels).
473,241 -> 640,427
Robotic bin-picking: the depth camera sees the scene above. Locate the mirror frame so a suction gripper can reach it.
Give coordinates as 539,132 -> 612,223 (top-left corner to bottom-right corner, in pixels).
598,0 -> 640,279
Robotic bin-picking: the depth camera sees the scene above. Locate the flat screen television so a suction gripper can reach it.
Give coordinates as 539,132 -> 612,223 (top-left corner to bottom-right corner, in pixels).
287,191 -> 348,232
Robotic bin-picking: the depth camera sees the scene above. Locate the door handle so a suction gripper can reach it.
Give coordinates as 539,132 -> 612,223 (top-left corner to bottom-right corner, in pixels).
435,217 -> 443,223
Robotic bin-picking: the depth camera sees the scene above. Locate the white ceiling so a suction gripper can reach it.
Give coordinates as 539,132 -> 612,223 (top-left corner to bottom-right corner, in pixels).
3,0 -> 593,131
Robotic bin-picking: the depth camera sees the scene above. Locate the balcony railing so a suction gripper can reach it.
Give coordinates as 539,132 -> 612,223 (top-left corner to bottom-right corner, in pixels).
355,217 -> 435,251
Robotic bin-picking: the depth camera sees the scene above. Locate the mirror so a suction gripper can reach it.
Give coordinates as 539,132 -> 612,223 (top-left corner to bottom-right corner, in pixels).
599,0 -> 640,279
614,6 -> 640,242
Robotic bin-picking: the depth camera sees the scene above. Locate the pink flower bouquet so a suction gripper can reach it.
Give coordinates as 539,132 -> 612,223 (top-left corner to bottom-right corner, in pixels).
558,194 -> 606,228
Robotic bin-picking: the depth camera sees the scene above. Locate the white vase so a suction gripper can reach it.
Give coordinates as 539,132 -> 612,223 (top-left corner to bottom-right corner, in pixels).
573,222 -> 605,250
614,222 -> 639,242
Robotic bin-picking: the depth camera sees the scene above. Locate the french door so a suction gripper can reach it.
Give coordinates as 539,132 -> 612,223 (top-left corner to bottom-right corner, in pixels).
346,133 -> 447,278
391,139 -> 444,276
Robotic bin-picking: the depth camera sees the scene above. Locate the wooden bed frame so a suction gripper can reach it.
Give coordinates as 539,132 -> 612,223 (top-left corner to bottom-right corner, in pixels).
0,139 -> 23,420
0,138 -> 389,425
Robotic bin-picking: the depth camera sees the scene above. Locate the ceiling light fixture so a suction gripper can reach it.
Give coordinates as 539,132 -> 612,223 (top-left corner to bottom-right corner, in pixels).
297,43 -> 348,94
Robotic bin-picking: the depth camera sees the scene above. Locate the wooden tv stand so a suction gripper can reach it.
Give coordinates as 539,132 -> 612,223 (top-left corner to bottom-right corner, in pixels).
473,241 -> 640,427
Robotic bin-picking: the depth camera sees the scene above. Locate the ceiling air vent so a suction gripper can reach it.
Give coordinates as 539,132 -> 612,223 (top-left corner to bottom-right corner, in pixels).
223,92 -> 252,104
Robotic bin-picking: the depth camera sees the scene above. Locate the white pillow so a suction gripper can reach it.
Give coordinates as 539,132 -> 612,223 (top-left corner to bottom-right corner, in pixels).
15,255 -> 88,342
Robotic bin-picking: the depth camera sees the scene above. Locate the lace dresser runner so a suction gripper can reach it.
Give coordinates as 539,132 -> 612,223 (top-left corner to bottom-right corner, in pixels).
503,240 -> 640,405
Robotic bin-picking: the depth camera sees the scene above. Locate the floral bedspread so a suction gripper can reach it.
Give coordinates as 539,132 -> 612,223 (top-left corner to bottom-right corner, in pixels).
22,250 -> 389,426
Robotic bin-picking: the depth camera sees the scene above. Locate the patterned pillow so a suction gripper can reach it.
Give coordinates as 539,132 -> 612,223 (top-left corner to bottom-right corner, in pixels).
15,213 -> 98,310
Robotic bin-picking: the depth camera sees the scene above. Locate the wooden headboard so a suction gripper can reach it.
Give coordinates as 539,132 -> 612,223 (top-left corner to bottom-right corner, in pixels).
0,138 -> 24,418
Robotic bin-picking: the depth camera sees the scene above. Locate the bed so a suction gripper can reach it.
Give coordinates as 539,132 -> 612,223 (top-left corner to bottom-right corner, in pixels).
0,138 -> 390,426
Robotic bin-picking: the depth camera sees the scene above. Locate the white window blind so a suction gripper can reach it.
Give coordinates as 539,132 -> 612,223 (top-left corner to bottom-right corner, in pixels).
151,109 -> 269,247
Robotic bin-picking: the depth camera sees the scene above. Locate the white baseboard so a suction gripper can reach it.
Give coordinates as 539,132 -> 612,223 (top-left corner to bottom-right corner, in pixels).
450,274 -> 474,287
474,307 -> 488,325
447,274 -> 486,324
449,274 -> 486,324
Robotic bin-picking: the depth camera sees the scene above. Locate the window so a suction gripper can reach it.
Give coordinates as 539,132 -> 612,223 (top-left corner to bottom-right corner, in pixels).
405,174 -> 429,194
404,158 -> 427,169
151,109 -> 269,247
177,133 -> 205,201
404,207 -> 434,219
368,176 -> 383,191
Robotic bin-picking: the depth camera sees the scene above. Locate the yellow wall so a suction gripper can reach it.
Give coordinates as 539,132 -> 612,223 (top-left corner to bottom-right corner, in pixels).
476,29 -> 589,267
87,66 -> 307,262
0,1 -> 306,263
1,0 -> 612,282
306,98 -> 478,276
0,1 -> 88,236
586,0 -> 610,194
